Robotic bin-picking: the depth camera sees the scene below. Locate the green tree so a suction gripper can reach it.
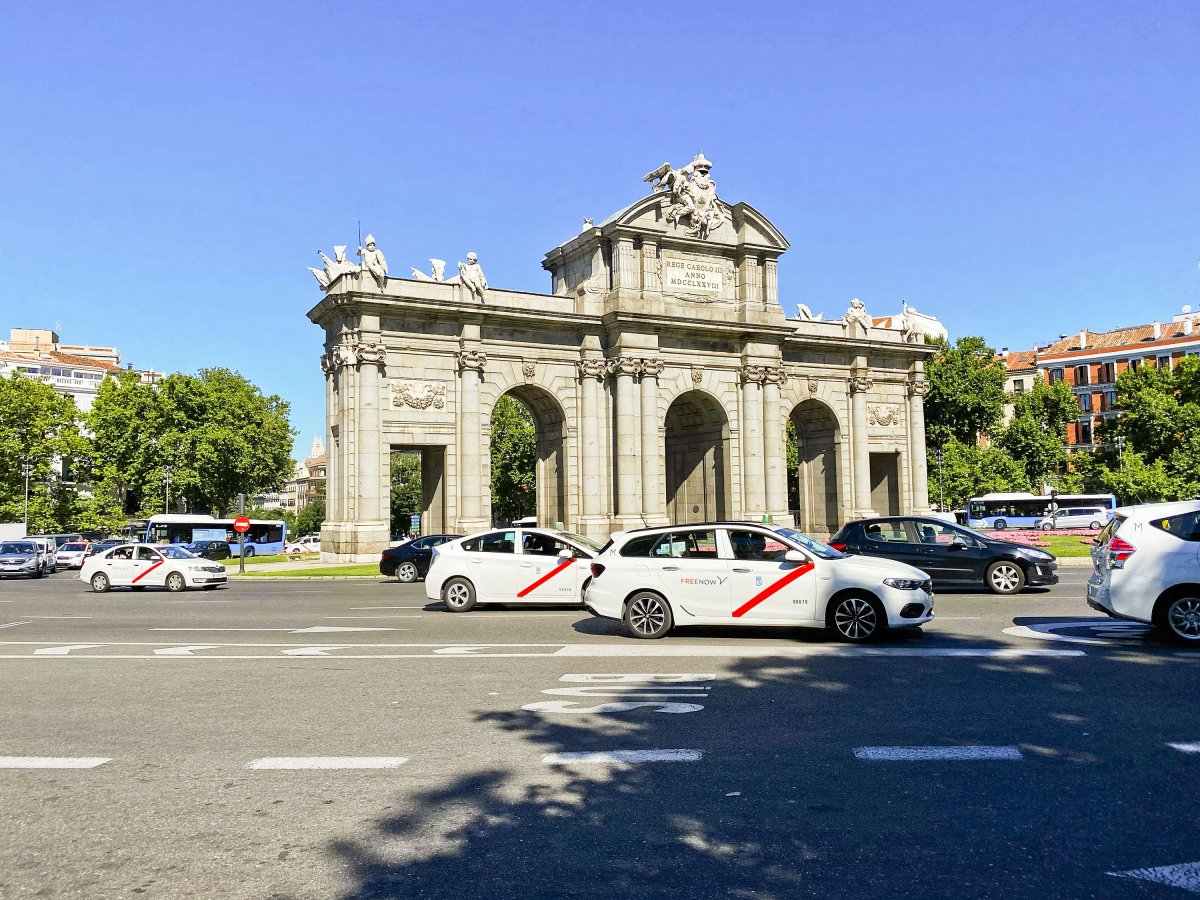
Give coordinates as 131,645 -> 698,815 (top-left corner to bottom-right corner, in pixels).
89,368 -> 295,516
0,371 -> 91,532
924,336 -> 1007,448
489,394 -> 535,525
930,438 -> 1029,509
391,451 -> 422,536
996,378 -> 1075,489
295,497 -> 325,538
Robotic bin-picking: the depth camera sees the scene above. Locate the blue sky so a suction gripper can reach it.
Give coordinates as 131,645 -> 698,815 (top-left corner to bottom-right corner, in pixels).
2,0 -> 1197,459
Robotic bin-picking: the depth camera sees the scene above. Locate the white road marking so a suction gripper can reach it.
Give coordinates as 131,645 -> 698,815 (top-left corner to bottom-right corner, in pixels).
153,645 -> 222,656
321,616 -> 422,619
854,745 -> 1023,761
1108,861 -> 1200,892
0,622 -> 29,629
1004,621 -> 1154,646
280,646 -> 349,656
351,606 -> 426,610
553,645 -> 1085,658
1168,743 -> 1200,754
150,626 -> 402,633
247,757 -> 409,770
32,644 -> 105,656
0,757 -> 111,769
20,616 -> 94,619
543,749 -> 702,764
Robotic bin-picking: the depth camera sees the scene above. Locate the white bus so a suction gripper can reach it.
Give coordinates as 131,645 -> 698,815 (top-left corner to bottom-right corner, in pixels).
965,492 -> 1117,530
144,514 -> 287,558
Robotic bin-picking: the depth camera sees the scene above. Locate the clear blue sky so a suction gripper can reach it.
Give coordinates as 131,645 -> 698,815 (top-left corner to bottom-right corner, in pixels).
3,0 -> 1198,460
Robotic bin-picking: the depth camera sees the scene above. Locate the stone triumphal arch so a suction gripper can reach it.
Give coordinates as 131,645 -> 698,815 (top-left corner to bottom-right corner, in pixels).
308,155 -> 936,560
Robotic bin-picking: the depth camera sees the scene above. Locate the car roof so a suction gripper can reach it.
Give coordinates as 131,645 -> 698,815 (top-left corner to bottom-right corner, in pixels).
1115,500 -> 1200,517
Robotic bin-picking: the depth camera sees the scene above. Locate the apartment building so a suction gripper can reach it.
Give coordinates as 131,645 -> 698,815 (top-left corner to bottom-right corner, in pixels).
1028,311 -> 1200,451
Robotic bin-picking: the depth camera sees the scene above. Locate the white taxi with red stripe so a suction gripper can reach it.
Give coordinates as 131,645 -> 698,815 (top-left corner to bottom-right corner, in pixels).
583,523 -> 933,641
80,543 -> 228,593
424,527 -> 604,611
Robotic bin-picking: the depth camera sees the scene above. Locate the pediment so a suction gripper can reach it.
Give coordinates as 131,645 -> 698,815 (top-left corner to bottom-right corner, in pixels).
598,194 -> 789,252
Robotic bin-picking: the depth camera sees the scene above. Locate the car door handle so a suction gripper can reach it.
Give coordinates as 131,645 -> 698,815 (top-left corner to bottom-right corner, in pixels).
662,565 -> 680,572
732,567 -> 752,573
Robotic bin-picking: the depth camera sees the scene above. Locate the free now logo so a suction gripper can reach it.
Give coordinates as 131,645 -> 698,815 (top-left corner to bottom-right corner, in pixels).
680,577 -> 729,586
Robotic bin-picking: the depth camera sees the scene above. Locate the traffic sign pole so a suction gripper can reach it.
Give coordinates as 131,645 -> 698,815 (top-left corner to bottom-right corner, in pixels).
236,496 -> 246,576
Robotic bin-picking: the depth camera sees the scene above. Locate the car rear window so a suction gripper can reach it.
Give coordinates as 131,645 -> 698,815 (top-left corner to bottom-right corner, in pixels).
619,535 -> 660,557
1149,511 -> 1200,542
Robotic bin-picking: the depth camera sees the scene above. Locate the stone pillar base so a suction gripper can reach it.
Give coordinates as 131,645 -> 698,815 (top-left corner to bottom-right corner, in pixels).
320,521 -> 390,563
455,518 -> 491,535
576,516 -> 616,541
848,508 -> 879,522
612,515 -> 656,532
766,509 -> 793,527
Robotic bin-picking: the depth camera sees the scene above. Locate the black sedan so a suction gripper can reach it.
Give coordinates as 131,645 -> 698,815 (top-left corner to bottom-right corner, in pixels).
828,516 -> 1058,595
185,540 -> 232,561
380,534 -> 462,582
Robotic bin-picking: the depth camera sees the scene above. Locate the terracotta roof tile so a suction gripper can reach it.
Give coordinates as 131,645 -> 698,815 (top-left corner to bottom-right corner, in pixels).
1001,350 -> 1038,372
0,349 -> 123,372
1038,319 -> 1200,356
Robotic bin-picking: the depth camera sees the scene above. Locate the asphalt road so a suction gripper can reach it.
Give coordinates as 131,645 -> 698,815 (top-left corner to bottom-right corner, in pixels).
2,566 -> 1198,899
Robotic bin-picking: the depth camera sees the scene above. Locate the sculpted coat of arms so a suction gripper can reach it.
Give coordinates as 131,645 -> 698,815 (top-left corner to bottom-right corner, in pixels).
643,153 -> 727,240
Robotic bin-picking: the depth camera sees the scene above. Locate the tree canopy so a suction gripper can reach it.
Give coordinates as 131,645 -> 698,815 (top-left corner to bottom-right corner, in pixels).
923,336 -> 1008,448
489,394 -> 535,525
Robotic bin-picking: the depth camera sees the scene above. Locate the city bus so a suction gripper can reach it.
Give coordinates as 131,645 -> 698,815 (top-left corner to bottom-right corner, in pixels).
965,493 -> 1117,530
144,514 -> 288,557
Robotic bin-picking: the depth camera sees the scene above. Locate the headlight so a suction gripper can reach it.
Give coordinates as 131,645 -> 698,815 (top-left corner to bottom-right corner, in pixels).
21,559 -> 37,568
1025,551 -> 1053,561
884,577 -> 925,590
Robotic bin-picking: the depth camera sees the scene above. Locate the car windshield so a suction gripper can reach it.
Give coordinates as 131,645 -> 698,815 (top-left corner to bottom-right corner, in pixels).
555,531 -> 605,553
772,527 -> 846,560
61,543 -> 87,552
159,546 -> 197,559
0,542 -> 36,554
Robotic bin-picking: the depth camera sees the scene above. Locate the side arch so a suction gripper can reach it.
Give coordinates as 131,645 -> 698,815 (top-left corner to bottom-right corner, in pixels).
484,384 -> 568,528
789,398 -> 842,536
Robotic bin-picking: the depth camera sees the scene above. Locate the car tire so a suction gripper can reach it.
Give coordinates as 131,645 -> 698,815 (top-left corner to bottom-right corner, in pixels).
1160,593 -> 1200,645
244,547 -> 255,559
1041,522 -> 1054,531
165,572 -> 186,593
829,594 -> 885,642
624,592 -> 673,639
443,578 -> 476,612
90,572 -> 110,593
396,562 -> 419,583
1089,521 -> 1102,530
986,561 -> 1025,595
31,566 -> 44,579
993,519 -> 1007,530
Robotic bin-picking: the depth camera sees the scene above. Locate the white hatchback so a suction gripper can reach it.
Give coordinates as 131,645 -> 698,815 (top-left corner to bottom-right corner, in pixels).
425,527 -> 604,611
81,543 -> 228,593
584,523 -> 934,641
1088,500 -> 1200,644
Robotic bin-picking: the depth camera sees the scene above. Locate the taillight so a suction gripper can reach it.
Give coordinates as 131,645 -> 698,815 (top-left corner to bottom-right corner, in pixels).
829,541 -> 848,552
590,562 -> 606,579
1108,536 -> 1136,568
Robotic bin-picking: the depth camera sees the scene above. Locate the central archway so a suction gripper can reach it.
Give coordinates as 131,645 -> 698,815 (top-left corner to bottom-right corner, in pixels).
489,385 -> 567,528
789,399 -> 841,536
664,390 -> 731,524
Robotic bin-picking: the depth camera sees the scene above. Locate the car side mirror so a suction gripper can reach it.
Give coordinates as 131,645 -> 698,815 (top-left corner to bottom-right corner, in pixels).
784,549 -> 807,564
949,540 -> 967,551
558,548 -> 574,560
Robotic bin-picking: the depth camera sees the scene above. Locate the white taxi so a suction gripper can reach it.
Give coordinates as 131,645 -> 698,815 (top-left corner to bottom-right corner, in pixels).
424,527 -> 604,611
80,543 -> 228,593
583,523 -> 934,641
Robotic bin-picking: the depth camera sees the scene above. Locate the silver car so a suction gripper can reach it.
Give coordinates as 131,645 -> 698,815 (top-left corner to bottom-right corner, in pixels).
0,541 -> 46,579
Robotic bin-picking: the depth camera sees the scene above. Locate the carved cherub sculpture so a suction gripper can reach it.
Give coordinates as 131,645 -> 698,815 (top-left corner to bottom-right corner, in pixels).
843,297 -> 873,335
900,303 -> 923,343
458,252 -> 488,302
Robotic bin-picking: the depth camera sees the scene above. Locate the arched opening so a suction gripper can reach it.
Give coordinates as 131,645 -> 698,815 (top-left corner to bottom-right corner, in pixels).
664,390 -> 731,524
489,386 -> 566,528
788,400 -> 841,536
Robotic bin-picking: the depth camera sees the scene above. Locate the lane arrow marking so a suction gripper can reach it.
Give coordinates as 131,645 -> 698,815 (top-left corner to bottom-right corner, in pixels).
153,645 -> 222,656
32,644 -> 105,656
1108,861 -> 1200,893
280,646 -> 349,656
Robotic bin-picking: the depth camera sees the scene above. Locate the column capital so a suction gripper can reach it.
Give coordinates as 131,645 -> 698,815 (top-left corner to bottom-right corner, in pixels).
907,378 -> 931,397
606,356 -> 641,378
849,374 -> 874,394
764,366 -> 788,386
457,350 -> 488,372
639,357 -> 665,379
355,341 -> 387,369
739,365 -> 769,385
578,357 -> 607,381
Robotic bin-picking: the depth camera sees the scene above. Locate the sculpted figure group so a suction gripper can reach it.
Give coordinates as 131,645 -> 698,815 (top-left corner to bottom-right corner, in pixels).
643,152 -> 727,240
307,233 -> 487,302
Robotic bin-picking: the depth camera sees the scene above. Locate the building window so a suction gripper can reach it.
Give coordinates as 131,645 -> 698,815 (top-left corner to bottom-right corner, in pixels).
1079,393 -> 1091,413
1129,359 -> 1140,371
1100,362 -> 1116,383
1079,420 -> 1093,444
1013,379 -> 1025,395
1050,367 -> 1064,383
1159,355 -> 1172,369
1074,365 -> 1090,385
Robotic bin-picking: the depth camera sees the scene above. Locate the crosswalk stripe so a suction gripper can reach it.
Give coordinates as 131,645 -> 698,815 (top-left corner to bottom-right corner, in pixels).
543,749 -> 703,764
0,757 -> 111,769
1167,742 -> 1200,754
854,745 -> 1023,761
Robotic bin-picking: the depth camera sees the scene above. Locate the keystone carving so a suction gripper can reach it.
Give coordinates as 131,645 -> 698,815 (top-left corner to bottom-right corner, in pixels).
807,375 -> 819,394
691,366 -> 705,387
521,360 -> 536,381
391,381 -> 446,410
457,350 -> 488,371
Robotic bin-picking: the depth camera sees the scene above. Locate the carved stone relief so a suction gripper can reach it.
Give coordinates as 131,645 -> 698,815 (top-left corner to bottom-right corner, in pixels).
391,381 -> 446,410
868,405 -> 902,427
907,378 -> 932,397
521,360 -> 536,381
691,366 -> 705,387
578,358 -> 607,381
849,375 -> 874,393
457,350 -> 488,371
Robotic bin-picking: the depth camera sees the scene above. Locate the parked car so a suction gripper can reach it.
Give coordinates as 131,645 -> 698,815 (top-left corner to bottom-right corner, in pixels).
1088,501 -> 1200,644
84,540 -> 124,559
425,528 -> 604,610
80,543 -> 227,593
0,541 -> 47,579
584,522 -> 933,641
380,534 -> 462,582
26,537 -> 58,573
284,534 -> 321,556
828,516 -> 1057,595
1034,506 -> 1112,531
184,540 -> 232,561
56,541 -> 92,569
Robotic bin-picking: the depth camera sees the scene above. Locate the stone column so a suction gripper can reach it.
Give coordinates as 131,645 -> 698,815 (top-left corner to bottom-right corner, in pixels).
577,358 -> 607,524
346,331 -> 390,559
609,356 -> 642,524
612,238 -> 638,292
320,351 -> 338,523
737,253 -> 762,305
763,259 -> 779,307
740,366 -> 767,519
640,358 -> 665,523
850,372 -> 877,519
641,241 -> 661,293
763,367 -> 789,521
907,373 -> 933,514
457,350 -> 489,533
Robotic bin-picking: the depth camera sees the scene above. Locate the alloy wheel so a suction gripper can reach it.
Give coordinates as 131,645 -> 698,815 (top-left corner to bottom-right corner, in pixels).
1167,597 -> 1200,642
989,564 -> 1022,593
397,562 -> 419,583
833,597 -> 877,641
628,596 -> 667,637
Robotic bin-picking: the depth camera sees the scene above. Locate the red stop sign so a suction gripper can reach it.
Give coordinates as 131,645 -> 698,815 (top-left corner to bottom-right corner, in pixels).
233,516 -> 251,533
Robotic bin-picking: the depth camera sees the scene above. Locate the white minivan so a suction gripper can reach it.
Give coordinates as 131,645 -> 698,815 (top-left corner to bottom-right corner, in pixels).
1035,506 -> 1112,531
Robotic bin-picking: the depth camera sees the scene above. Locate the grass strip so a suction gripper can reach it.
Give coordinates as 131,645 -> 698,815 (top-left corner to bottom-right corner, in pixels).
241,564 -> 382,577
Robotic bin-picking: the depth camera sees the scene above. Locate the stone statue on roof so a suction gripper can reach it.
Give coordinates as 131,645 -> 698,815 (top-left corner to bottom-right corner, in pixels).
643,152 -> 727,240
457,252 -> 488,302
843,297 -> 872,338
357,234 -> 388,290
308,244 -> 359,290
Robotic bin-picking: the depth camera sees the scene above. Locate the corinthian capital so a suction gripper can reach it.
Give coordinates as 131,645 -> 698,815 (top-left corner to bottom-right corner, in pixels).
578,357 -> 607,381
457,350 -> 487,372
319,352 -> 336,375
907,378 -> 931,397
764,367 -> 788,386
640,358 -> 665,379
739,365 -> 769,385
849,374 -> 874,393
606,356 -> 641,378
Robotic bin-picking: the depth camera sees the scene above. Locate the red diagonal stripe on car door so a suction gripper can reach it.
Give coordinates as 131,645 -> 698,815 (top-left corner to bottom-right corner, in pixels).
517,557 -> 577,598
131,561 -> 165,584
732,562 -> 815,617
